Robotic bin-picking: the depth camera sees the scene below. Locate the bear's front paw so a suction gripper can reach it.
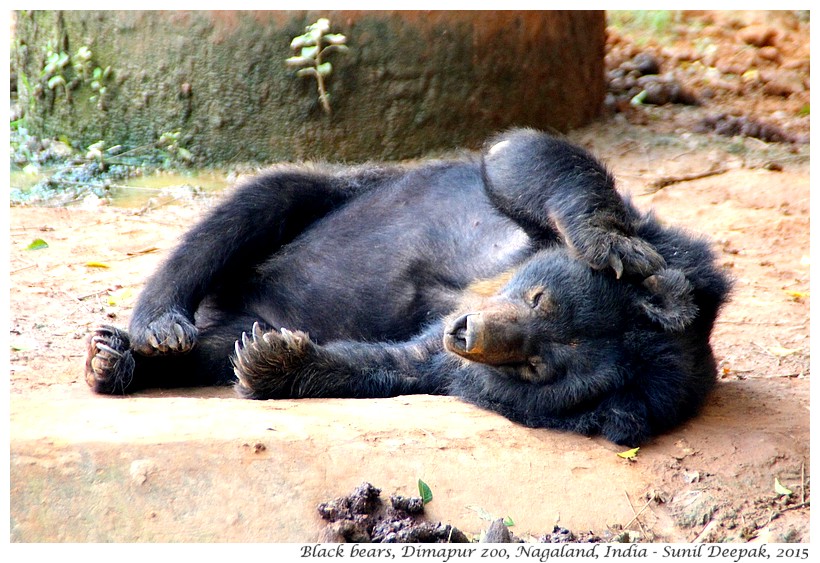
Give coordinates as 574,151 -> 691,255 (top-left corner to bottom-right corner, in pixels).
130,310 -> 198,356
578,228 -> 666,280
233,322 -> 312,400
85,325 -> 137,394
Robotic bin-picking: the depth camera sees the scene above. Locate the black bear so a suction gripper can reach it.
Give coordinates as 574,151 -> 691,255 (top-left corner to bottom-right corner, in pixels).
85,129 -> 730,446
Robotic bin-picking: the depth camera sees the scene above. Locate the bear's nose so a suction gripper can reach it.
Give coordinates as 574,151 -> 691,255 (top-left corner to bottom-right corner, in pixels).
464,313 -> 486,353
444,304 -> 531,366
446,313 -> 485,354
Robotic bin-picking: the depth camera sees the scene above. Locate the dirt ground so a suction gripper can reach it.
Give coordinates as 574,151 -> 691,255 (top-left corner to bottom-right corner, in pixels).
8,11 -> 810,542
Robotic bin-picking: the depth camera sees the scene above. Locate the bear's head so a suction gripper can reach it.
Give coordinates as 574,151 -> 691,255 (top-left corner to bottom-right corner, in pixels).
442,248 -> 697,382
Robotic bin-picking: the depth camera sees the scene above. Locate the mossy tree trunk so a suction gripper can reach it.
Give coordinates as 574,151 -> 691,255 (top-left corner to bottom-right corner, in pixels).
13,10 -> 606,164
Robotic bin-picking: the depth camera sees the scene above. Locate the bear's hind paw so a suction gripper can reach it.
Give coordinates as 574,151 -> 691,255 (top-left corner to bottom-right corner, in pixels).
233,323 -> 311,400
85,325 -> 137,394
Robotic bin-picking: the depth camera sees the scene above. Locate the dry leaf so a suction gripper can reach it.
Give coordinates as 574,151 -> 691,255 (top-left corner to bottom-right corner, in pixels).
775,477 -> 793,496
617,447 -> 640,460
127,246 -> 160,256
107,287 -> 133,306
768,346 -> 800,357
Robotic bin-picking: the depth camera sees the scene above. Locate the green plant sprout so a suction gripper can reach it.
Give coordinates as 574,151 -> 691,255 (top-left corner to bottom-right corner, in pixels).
41,48 -> 70,98
156,131 -> 193,163
286,18 -> 349,114
89,65 -> 113,110
72,46 -> 93,80
79,131 -> 192,173
39,44 -> 112,109
85,140 -> 109,171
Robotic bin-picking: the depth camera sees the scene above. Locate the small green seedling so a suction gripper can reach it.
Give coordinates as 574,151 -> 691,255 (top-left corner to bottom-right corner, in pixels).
72,46 -> 93,80
156,131 -> 193,163
38,43 -> 113,109
42,49 -> 70,98
26,238 -> 49,250
286,18 -> 349,114
89,65 -> 112,110
418,479 -> 433,505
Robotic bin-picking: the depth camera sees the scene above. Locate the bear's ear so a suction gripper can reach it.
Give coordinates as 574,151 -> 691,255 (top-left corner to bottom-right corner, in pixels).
638,269 -> 698,332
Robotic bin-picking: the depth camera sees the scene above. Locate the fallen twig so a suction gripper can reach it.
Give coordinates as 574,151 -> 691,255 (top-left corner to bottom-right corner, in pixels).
10,263 -> 37,274
801,461 -> 806,505
641,167 -> 729,194
126,246 -> 160,257
775,501 -> 810,515
692,519 -> 718,543
623,491 -> 649,537
76,288 -> 112,301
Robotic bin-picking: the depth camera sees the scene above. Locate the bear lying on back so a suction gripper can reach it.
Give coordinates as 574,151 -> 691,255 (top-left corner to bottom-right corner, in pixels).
85,129 -> 731,446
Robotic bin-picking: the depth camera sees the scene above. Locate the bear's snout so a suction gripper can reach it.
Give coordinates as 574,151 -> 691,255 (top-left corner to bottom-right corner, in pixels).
445,313 -> 486,356
443,306 -> 529,365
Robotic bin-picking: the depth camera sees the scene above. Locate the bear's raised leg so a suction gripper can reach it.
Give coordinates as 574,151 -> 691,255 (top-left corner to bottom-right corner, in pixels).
482,129 -> 666,279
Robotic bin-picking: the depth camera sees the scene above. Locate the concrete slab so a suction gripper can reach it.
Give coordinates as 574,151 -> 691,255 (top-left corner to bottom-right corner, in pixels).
10,378 -> 809,542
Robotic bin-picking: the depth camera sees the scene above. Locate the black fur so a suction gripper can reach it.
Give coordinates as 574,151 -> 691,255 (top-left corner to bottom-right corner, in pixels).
85,129 -> 730,446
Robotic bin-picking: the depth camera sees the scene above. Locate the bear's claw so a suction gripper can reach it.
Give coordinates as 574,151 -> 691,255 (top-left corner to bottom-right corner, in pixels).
85,325 -> 136,394
233,323 -> 311,399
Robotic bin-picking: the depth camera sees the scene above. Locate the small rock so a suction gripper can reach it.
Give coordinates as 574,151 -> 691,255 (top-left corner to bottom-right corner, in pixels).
390,495 -> 425,514
483,518 -> 512,543
696,113 -> 794,143
756,46 -> 782,63
631,52 -> 661,76
226,513 -> 241,526
762,73 -> 806,97
317,524 -> 347,543
622,52 -> 661,76
737,25 -> 778,47
641,81 -> 670,106
669,48 -> 697,63
544,525 -> 576,543
129,459 -> 156,486
716,50 -> 756,76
